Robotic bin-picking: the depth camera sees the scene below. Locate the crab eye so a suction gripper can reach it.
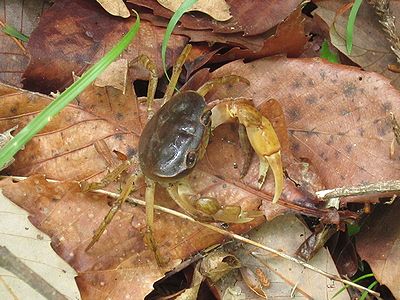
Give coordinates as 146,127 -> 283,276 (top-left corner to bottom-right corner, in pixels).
186,151 -> 197,168
201,110 -> 212,126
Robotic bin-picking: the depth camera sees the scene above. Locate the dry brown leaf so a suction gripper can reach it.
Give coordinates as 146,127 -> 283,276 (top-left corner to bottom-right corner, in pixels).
239,267 -> 267,299
211,7 -> 307,63
204,57 -> 400,195
22,0 -> 187,94
0,0 -> 49,87
132,6 -> 268,52
356,201 -> 400,299
217,215 -> 350,299
0,57 -> 352,296
129,0 -> 302,36
200,251 -> 241,282
315,1 -> 400,89
0,174 -> 265,299
0,187 -> 80,299
157,0 -> 231,21
0,79 -> 267,298
97,0 -> 130,18
94,59 -> 128,93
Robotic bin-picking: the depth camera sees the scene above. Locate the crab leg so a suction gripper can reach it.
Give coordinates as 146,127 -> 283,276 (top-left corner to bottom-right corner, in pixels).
85,172 -> 139,251
211,99 -> 284,203
130,55 -> 158,118
197,75 -> 250,97
144,178 -> 166,266
80,160 -> 132,192
166,179 -> 263,223
163,44 -> 192,104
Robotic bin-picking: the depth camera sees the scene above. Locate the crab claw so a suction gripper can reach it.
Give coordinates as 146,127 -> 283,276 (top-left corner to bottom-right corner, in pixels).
166,180 -> 263,223
211,99 -> 284,203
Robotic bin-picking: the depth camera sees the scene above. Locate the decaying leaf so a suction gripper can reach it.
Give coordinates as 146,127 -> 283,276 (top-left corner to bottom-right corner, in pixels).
94,59 -> 128,93
157,0 -> 232,21
204,57 -> 400,196
200,250 -> 241,282
356,200 -> 400,299
0,0 -> 49,87
315,1 -> 400,89
176,263 -> 203,300
0,187 -> 80,299
97,0 -> 130,18
211,7 -> 307,63
22,0 -> 188,94
239,266 -> 267,299
0,174 -> 265,299
0,78 -> 271,298
130,0 -> 303,36
217,215 -> 350,299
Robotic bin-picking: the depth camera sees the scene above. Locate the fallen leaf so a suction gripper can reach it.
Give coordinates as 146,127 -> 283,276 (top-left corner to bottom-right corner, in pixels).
94,59 -> 128,93
0,0 -> 49,87
129,0 -> 303,36
0,174 -> 264,299
356,201 -> 400,299
22,0 -> 188,94
204,57 -> 400,196
315,1 -> 400,89
0,57 -> 354,297
0,185 -> 80,299
210,7 -> 307,63
157,0 -> 232,21
217,215 -> 350,299
328,232 -> 359,278
132,6 -> 268,52
97,0 -> 130,18
239,266 -> 267,298
200,250 -> 241,282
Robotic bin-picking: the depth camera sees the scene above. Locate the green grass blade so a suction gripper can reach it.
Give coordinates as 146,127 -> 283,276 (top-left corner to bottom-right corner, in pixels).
320,40 -> 339,63
2,24 -> 29,42
332,273 -> 374,299
346,0 -> 363,54
360,281 -> 378,300
0,12 -> 141,170
161,0 -> 197,79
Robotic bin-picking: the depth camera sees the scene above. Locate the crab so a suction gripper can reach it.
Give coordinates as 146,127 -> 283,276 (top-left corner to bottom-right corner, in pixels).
82,44 -> 284,265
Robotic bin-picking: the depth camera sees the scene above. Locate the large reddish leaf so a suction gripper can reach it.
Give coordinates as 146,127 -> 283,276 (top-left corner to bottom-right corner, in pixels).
1,74 -> 339,297
22,0 -> 188,94
356,201 -> 400,299
0,175 -> 266,299
203,57 -> 400,192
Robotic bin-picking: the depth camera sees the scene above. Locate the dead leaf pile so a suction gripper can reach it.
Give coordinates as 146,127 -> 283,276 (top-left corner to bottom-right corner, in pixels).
0,0 -> 399,299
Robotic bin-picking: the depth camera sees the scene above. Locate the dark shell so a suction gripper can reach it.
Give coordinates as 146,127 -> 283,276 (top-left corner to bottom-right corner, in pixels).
138,91 -> 208,181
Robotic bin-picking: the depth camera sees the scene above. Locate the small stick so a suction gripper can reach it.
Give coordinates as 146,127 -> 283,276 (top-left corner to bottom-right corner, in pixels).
316,180 -> 400,200
0,246 -> 67,300
390,112 -> 400,145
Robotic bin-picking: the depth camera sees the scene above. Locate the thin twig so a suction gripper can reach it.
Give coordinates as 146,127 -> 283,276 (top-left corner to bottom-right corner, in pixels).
0,246 -> 68,300
3,175 -> 380,297
390,112 -> 400,145
368,0 -> 400,63
316,180 -> 400,200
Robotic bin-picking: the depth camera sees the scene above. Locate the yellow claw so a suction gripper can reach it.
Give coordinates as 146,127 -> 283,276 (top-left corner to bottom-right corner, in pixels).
211,99 -> 284,203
